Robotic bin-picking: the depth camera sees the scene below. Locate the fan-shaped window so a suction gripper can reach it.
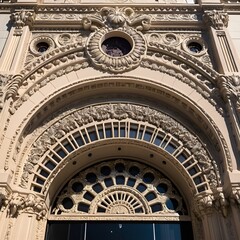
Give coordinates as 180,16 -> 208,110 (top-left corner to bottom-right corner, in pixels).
47,160 -> 193,240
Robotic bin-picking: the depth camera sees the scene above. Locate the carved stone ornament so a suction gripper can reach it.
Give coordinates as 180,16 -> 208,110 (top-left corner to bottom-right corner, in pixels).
194,188 -> 228,218
86,27 -> 147,72
22,103 -> 220,190
7,193 -> 47,220
203,10 -> 229,30
100,7 -> 152,30
10,10 -> 35,35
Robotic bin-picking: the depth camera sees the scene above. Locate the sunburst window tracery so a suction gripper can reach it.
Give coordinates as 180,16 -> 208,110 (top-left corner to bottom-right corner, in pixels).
51,160 -> 188,217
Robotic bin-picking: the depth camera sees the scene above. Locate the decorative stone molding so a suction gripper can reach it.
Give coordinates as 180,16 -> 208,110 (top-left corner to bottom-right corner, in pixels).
10,10 -> 35,36
4,74 -> 24,102
86,27 -> 147,73
22,103 -> 220,190
0,187 -> 11,212
0,74 -> 10,110
203,10 -> 229,30
7,193 -> 47,220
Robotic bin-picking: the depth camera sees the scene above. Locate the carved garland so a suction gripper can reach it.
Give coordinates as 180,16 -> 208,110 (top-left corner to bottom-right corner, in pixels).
21,103 -> 220,190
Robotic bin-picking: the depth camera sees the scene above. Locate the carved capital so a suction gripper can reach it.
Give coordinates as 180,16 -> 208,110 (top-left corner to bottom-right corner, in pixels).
203,11 -> 229,30
10,10 -> 35,35
194,192 -> 214,218
0,186 -> 11,212
7,193 -> 47,219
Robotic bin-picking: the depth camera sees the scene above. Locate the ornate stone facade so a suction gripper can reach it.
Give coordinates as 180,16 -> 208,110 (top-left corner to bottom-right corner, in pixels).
0,0 -> 240,240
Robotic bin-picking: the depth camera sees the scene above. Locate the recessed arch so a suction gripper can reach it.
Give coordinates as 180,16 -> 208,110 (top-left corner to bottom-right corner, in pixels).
18,103 -> 221,202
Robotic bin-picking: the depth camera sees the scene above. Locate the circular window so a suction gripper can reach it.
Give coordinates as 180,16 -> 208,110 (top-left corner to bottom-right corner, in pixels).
101,37 -> 132,57
187,42 -> 203,53
36,42 -> 50,53
30,36 -> 55,56
182,36 -> 207,56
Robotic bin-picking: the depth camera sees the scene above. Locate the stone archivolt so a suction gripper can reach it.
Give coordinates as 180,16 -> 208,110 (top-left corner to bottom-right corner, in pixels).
20,103 -> 220,192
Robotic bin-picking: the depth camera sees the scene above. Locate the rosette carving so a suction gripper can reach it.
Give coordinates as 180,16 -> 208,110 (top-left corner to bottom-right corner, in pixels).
86,27 -> 146,73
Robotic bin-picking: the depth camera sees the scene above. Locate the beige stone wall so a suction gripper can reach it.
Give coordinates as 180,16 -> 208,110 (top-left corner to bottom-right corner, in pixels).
228,15 -> 240,60
0,14 -> 10,56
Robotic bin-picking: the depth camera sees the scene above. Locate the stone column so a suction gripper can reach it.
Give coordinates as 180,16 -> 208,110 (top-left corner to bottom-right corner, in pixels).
203,10 -> 240,74
0,10 -> 35,74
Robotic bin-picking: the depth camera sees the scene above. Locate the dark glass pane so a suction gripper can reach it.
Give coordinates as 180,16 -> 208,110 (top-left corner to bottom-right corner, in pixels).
143,131 -> 152,142
157,183 -> 168,194
106,128 -> 112,138
165,143 -> 176,154
166,198 -> 178,210
56,149 -> 66,158
86,173 -> 97,183
45,222 -> 69,240
98,128 -> 104,139
36,177 -> 45,185
116,175 -> 125,185
129,166 -> 140,176
92,183 -> 103,193
143,172 -> 155,183
177,154 -> 186,163
145,192 -> 156,201
72,182 -> 83,193
69,222 -> 85,240
104,178 -> 113,187
78,202 -> 89,212
82,133 -> 89,143
127,178 -> 136,187
40,169 -> 49,178
154,136 -> 162,146
62,197 -> 73,210
89,131 -> 98,141
86,222 -> 153,240
137,183 -> 147,192
151,203 -> 162,212
130,129 -> 137,138
33,186 -> 41,193
45,161 -> 56,170
155,222 -> 181,240
75,135 -> 85,146
114,127 -> 119,137
64,143 -> 74,153
101,166 -> 111,176
194,176 -> 202,185
188,167 -> 197,176
120,127 -> 125,137
83,192 -> 94,201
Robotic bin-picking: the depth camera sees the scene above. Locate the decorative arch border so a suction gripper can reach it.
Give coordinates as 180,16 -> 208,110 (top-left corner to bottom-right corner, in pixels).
4,25 -> 222,114
20,103 -> 221,195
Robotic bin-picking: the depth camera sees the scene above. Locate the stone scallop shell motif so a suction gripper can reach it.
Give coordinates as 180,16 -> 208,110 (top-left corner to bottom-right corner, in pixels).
86,27 -> 147,73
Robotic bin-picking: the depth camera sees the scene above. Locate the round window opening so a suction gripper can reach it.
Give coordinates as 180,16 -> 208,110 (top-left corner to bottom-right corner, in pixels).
101,37 -> 132,57
36,42 -> 50,53
187,42 -> 203,53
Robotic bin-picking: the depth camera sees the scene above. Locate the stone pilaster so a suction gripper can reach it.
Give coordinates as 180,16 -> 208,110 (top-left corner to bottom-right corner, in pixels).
203,10 -> 240,74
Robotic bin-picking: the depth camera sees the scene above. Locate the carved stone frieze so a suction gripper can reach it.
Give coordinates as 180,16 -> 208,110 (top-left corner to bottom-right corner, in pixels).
7,193 -> 47,220
203,10 -> 229,30
22,103 -> 220,189
231,187 -> 240,206
10,10 -> 35,35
